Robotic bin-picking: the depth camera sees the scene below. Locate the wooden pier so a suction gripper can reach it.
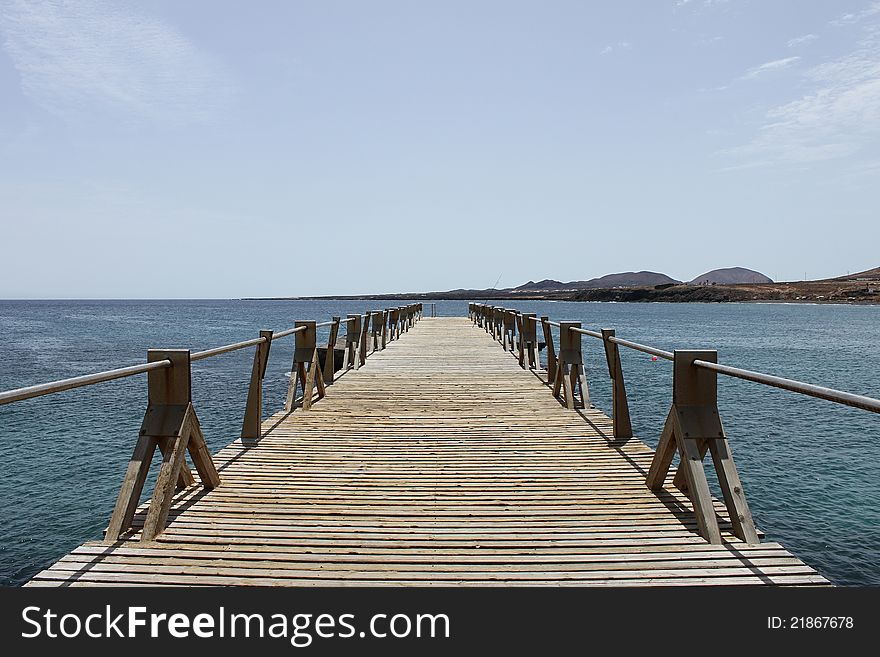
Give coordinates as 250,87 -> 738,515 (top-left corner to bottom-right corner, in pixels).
25,313 -> 827,587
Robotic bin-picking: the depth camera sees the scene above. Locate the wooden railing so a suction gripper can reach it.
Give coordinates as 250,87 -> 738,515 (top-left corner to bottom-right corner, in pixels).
0,303 -> 423,543
469,302 -> 880,546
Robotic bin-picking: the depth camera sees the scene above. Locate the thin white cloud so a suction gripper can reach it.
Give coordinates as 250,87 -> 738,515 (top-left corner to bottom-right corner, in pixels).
787,34 -> 818,48
726,26 -> 880,165
600,41 -> 631,56
675,0 -> 729,9
0,0 -> 233,125
831,2 -> 880,26
741,56 -> 801,80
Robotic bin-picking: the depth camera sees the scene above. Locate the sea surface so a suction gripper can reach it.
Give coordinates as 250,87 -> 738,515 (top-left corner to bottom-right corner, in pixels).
1,299 -> 878,586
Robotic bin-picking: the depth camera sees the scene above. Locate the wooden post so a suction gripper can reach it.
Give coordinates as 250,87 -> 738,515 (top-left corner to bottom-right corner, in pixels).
502,310 -> 516,352
341,318 -> 352,371
284,321 -> 326,411
358,313 -> 369,365
343,315 -> 359,371
509,310 -> 517,352
541,316 -> 556,383
645,350 -> 759,545
515,312 -> 526,367
370,311 -> 381,352
241,330 -> 273,445
520,313 -> 538,370
104,349 -> 220,543
552,322 -> 589,409
323,317 -> 340,385
601,329 -> 632,439
392,308 -> 400,341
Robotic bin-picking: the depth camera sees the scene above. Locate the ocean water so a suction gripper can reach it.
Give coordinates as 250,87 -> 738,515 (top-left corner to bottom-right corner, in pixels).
0,299 -> 878,586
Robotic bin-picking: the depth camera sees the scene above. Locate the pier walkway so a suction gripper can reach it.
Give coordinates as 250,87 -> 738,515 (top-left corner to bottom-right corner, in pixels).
24,313 -> 827,586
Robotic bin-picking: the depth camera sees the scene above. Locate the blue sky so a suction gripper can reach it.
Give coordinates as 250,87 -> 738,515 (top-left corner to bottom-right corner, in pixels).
1,0 -> 878,298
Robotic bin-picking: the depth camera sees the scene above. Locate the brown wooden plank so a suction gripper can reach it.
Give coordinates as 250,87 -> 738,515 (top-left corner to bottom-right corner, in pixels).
31,317 -> 827,588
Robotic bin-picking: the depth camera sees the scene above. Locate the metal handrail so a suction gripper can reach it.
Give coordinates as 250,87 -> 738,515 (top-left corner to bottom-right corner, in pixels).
576,323 -> 876,410
569,325 -> 673,359
608,336 -> 674,361
273,325 -> 306,340
571,327 -> 602,340
192,336 -> 267,362
473,302 -> 880,416
1,321 -> 313,407
694,359 -> 880,414
0,360 -> 172,406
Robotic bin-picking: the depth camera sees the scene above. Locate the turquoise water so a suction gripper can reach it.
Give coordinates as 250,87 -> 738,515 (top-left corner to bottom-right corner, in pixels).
1,299 -> 878,586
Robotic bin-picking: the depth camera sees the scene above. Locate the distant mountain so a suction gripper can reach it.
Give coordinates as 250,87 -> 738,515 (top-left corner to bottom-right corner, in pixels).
514,271 -> 679,292
515,279 -> 569,291
688,267 -> 772,285
579,271 -> 680,289
828,266 -> 880,281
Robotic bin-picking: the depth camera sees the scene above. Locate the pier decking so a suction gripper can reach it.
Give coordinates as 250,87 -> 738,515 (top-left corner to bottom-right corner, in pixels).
26,316 -> 826,587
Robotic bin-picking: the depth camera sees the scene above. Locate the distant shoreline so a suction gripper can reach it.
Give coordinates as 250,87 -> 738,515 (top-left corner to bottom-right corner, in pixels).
244,290 -> 879,305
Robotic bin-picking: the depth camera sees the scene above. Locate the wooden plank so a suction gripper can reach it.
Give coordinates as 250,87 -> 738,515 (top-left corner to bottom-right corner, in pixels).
32,317 -> 827,587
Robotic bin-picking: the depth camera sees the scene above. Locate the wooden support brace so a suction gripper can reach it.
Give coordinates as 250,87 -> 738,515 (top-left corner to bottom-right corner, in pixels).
370,311 -> 381,352
507,310 -> 517,353
157,438 -> 195,489
516,313 -> 526,367
358,314 -> 369,365
644,350 -> 759,545
302,346 -> 326,410
104,350 -> 219,544
520,313 -> 538,369
541,316 -> 557,383
285,321 -> 325,410
323,317 -> 340,385
601,329 -> 633,439
104,434 -> 159,543
241,329 -> 273,444
141,424 -> 190,541
552,322 -> 589,409
343,315 -> 360,371
187,413 -> 220,489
